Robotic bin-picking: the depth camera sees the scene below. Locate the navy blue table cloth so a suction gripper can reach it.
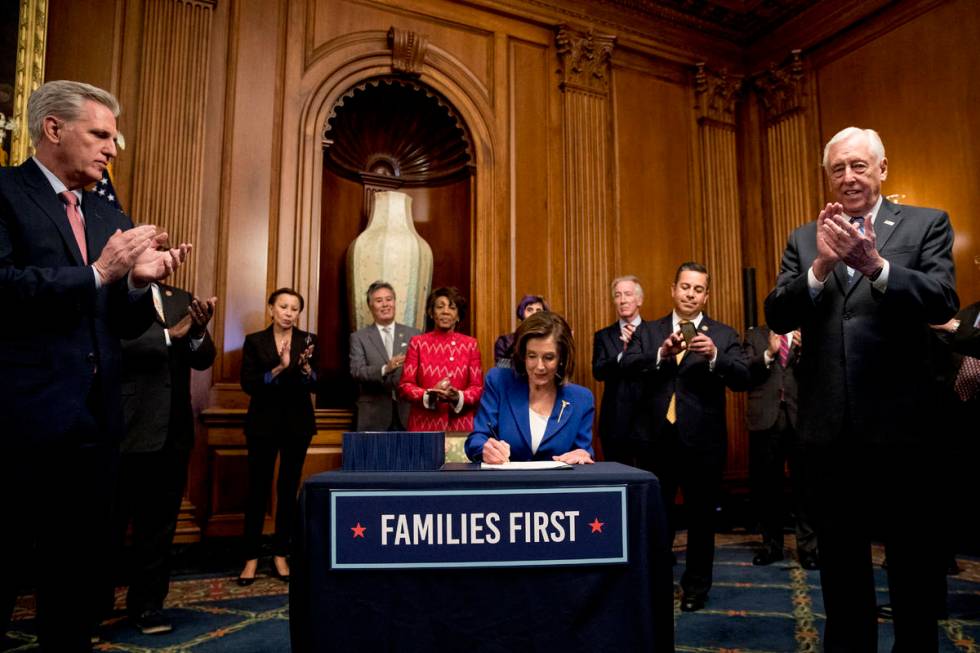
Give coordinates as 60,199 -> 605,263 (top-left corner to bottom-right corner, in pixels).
290,462 -> 674,652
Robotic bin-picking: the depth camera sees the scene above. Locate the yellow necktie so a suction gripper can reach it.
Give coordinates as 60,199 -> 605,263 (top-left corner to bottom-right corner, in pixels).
665,321 -> 690,424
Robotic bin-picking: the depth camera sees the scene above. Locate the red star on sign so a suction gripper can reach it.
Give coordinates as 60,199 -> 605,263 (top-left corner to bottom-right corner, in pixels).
589,518 -> 604,533
351,522 -> 366,538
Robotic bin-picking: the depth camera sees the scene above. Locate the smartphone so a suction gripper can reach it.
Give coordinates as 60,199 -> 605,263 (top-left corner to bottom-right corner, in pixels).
679,321 -> 697,346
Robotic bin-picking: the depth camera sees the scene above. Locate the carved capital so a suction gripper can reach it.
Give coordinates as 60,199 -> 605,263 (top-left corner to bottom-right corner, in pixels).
753,50 -> 807,123
694,63 -> 743,127
556,25 -> 616,95
388,27 -> 428,76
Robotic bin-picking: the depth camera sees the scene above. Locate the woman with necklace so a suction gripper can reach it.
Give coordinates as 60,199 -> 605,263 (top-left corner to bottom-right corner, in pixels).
466,311 -> 594,464
237,288 -> 317,585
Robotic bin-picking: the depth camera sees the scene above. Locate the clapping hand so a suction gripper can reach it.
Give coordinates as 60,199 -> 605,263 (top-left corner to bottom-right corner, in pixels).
427,377 -> 459,403
767,331 -> 782,356
297,342 -> 315,376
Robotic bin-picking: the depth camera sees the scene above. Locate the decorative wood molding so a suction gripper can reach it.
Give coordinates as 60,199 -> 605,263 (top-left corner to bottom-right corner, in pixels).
555,25 -> 615,392
8,0 -> 47,165
128,0 -> 216,291
556,25 -> 616,96
322,77 -> 474,187
765,112 -> 816,276
282,31 -> 501,367
388,27 -> 428,76
693,62 -> 743,127
753,49 -> 806,124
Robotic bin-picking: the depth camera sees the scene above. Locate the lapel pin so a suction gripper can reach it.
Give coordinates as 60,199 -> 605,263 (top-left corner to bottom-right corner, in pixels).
883,219 -> 895,226
557,400 -> 571,423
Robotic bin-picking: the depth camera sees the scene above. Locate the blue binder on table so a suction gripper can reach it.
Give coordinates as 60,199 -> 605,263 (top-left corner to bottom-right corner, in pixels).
341,431 -> 445,471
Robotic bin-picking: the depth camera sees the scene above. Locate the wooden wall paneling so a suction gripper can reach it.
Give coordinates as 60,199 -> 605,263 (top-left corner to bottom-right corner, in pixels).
127,0 -> 216,291
814,0 -> 980,304
555,25 -> 616,390
309,0 -> 495,97
212,0 -> 284,395
736,92 -> 767,325
753,50 -> 821,293
509,36 -> 560,338
693,62 -> 748,481
279,21 -> 502,385
611,53 -> 699,320
43,0 -> 117,96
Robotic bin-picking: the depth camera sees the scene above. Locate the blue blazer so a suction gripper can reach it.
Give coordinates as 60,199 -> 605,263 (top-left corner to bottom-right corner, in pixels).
465,367 -> 594,461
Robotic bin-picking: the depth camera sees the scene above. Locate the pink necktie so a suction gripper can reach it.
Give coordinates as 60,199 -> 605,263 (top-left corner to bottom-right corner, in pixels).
59,191 -> 88,263
778,334 -> 790,367
621,323 -> 635,351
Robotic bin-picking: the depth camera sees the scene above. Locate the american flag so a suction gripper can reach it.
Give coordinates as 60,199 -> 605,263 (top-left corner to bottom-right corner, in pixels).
95,168 -> 123,211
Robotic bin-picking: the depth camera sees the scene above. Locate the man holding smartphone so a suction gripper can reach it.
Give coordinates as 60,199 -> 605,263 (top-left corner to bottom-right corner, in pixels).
633,261 -> 749,612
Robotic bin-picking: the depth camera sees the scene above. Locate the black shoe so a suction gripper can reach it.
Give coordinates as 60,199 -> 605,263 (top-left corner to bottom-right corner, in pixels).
134,609 -> 173,635
236,575 -> 255,587
680,594 -> 706,612
272,567 -> 290,583
752,547 -> 783,566
799,553 -> 819,570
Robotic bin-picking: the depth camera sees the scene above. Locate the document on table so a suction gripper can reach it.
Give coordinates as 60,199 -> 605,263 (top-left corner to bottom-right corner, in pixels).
480,461 -> 573,470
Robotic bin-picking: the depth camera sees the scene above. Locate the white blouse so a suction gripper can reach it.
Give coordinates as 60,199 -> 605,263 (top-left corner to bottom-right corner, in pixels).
528,408 -> 549,454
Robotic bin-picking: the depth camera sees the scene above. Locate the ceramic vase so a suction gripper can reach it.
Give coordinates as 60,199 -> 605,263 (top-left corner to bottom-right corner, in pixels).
347,191 -> 433,331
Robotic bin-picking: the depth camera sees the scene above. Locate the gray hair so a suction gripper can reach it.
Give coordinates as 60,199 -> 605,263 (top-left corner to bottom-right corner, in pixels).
366,280 -> 396,303
610,275 -> 643,299
28,80 -> 120,145
822,127 -> 885,170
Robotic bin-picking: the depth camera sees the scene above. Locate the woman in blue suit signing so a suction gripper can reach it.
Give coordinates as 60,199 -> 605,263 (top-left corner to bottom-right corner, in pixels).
466,312 -> 595,464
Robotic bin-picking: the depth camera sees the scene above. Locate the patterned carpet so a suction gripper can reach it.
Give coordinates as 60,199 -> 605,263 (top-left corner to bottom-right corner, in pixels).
4,535 -> 980,652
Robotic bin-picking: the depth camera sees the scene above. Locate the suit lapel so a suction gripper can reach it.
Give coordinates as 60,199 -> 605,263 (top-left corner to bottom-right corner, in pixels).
873,200 -> 902,252
80,191 -> 118,259
506,378 -> 533,450
21,159 -> 87,266
604,323 -> 621,354
540,385 -> 573,447
394,325 -> 412,357
367,325 -> 387,361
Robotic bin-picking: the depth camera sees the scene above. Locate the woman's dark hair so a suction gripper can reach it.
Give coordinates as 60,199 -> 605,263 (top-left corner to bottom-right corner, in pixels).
513,311 -> 574,384
268,287 -> 305,312
425,286 -> 467,323
516,294 -> 549,320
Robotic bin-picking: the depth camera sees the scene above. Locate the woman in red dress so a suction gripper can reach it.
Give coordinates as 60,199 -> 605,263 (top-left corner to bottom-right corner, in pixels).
399,287 -> 483,431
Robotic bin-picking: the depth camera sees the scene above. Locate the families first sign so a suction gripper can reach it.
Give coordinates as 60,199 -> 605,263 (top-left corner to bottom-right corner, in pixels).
330,486 -> 628,569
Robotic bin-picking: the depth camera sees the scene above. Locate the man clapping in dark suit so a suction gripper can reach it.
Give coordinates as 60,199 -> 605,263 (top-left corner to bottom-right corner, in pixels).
592,275 -> 658,464
633,262 -> 749,613
108,285 -> 216,634
765,127 -> 958,652
744,325 -> 817,569
0,80 -> 190,651
349,280 -> 420,430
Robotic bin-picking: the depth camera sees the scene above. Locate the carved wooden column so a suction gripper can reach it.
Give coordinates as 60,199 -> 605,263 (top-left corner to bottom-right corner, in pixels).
693,63 -> 743,331
129,0 -> 217,290
754,51 -> 818,276
694,63 -> 747,475
555,25 -> 615,387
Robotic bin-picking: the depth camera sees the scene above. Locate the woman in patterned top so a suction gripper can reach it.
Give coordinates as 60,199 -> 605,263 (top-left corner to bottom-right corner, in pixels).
399,287 -> 483,432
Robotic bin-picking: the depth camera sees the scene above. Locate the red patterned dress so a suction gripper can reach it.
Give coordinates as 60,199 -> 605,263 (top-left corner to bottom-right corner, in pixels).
398,329 -> 484,432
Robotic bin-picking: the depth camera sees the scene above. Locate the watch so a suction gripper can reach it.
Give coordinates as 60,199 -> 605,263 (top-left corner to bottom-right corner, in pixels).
868,265 -> 884,282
